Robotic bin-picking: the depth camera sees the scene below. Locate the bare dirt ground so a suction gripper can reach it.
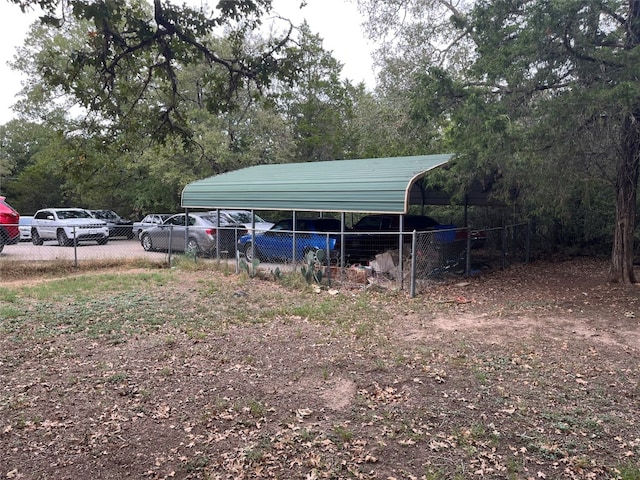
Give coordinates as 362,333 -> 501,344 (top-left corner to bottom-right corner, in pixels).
0,257 -> 639,479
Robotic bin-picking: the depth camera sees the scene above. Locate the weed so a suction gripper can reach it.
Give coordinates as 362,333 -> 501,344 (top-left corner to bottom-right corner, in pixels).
185,329 -> 207,341
248,399 -> 267,418
185,455 -> 209,472
331,425 -> 353,445
105,373 -> 128,384
245,447 -> 264,463
474,369 -> 488,384
504,456 -> 525,478
298,428 -> 315,442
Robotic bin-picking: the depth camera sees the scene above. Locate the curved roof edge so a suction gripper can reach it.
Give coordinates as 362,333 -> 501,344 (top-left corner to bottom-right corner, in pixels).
181,154 -> 454,214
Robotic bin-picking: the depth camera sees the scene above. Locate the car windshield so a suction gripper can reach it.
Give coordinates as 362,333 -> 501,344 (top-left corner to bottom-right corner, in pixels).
197,215 -> 218,225
225,211 -> 266,223
93,210 -> 118,220
57,210 -> 92,220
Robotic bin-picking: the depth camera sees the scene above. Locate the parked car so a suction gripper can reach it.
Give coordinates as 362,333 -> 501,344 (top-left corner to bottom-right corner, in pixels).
31,208 -> 109,246
18,215 -> 33,241
87,209 -> 134,239
210,210 -> 274,234
133,214 -> 173,240
344,214 -> 485,263
0,196 -> 20,253
239,217 -> 342,263
140,212 -> 246,256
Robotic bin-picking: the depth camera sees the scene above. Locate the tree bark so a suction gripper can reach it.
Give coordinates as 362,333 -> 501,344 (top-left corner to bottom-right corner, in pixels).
609,108 -> 640,283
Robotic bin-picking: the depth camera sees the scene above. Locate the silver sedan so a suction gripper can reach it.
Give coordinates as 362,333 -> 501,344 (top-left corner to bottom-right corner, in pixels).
139,212 -> 244,256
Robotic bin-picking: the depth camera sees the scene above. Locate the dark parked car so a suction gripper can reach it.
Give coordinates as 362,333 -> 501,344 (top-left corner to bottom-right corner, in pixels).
345,214 -> 484,263
0,196 -> 20,253
239,217 -> 342,263
140,212 -> 245,256
87,210 -> 135,239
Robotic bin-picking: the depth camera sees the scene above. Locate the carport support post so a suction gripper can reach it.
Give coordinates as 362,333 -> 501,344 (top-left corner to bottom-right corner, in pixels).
215,208 -> 220,260
398,216 -> 404,290
250,209 -> 256,266
292,211 -> 297,266
340,212 -> 345,268
325,233 -> 331,285
185,208 -> 192,262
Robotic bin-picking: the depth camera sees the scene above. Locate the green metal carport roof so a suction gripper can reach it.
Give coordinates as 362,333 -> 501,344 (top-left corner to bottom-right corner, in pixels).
181,154 -> 454,214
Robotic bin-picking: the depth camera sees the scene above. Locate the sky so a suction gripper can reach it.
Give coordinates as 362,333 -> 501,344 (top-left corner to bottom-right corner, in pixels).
0,0 -> 375,125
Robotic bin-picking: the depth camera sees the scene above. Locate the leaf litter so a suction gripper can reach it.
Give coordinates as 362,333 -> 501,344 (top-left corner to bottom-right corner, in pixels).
0,257 -> 639,479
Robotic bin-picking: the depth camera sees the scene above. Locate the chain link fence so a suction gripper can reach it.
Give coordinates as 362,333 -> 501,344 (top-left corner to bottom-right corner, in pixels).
1,221 -> 532,295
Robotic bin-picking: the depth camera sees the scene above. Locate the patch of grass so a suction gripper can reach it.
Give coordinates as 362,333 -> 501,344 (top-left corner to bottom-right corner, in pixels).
16,272 -> 171,300
618,463 -> 640,480
0,258 -> 167,280
0,289 -> 19,303
0,305 -> 22,322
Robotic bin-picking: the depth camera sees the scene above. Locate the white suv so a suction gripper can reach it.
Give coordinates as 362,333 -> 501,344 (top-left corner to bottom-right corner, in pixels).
31,208 -> 109,246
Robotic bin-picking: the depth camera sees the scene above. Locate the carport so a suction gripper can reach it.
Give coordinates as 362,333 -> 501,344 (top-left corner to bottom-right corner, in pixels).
181,154 -> 476,213
181,154 -> 493,289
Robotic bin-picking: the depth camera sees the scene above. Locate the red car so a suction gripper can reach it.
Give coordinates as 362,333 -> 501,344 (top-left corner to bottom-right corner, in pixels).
0,196 -> 20,253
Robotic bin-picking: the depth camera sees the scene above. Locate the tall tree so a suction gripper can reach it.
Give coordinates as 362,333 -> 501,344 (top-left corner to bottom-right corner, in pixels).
360,0 -> 640,283
465,0 -> 640,283
274,22 -> 358,162
7,0 -> 299,141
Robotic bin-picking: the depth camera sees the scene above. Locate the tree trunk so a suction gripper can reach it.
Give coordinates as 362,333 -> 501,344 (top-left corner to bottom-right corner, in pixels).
609,110 -> 640,283
609,1 -> 640,283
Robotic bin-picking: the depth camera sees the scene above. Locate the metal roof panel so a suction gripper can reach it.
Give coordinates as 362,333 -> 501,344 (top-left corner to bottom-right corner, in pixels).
181,154 -> 454,214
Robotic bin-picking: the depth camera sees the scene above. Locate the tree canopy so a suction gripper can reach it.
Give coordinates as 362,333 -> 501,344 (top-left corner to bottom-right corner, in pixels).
356,0 -> 640,283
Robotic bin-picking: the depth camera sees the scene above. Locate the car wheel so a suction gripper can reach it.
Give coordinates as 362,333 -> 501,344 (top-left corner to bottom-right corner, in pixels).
32,229 -> 43,246
57,229 -> 71,247
244,241 -> 260,262
186,237 -> 200,255
0,236 -> 5,253
97,237 -> 108,245
141,233 -> 154,252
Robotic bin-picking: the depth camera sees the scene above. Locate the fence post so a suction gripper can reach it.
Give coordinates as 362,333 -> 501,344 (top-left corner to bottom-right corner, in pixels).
465,227 -> 471,276
526,221 -> 531,263
168,225 -> 174,265
410,230 -> 417,298
502,226 -> 507,269
72,226 -> 78,268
